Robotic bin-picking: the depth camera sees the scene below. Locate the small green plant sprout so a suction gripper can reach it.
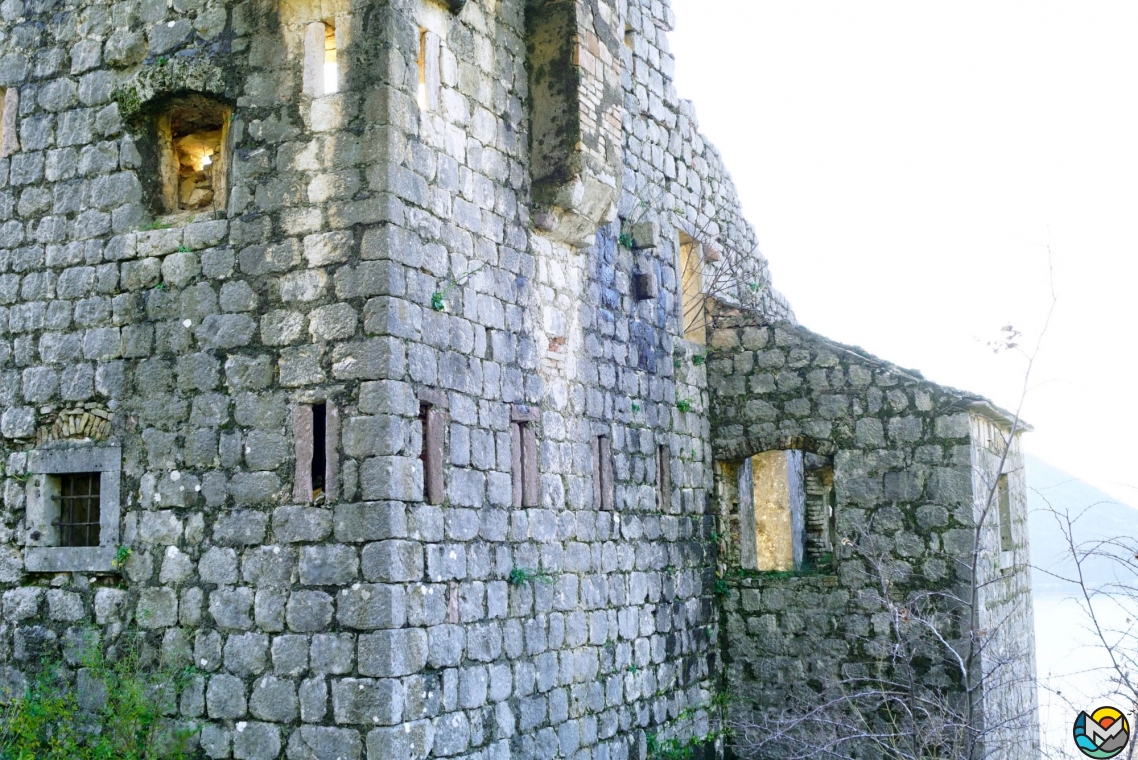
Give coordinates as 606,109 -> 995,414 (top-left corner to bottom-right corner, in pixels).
153,281 -> 166,291
175,245 -> 191,253
618,231 -> 635,249
112,545 -> 133,569
140,220 -> 171,232
630,402 -> 641,414
628,662 -> 639,674
673,357 -> 682,369
690,354 -> 705,366
748,281 -> 762,293
714,578 -> 730,597
676,398 -> 692,413
431,262 -> 486,312
508,567 -> 552,586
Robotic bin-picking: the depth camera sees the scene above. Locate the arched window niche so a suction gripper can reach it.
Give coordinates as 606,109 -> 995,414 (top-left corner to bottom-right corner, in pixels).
136,94 -> 233,217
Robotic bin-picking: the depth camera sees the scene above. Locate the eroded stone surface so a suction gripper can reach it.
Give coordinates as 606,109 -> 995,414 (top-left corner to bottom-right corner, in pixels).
0,1 -> 1033,759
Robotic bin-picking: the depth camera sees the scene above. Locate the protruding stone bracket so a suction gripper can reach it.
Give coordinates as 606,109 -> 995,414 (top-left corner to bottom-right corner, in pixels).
526,0 -> 624,247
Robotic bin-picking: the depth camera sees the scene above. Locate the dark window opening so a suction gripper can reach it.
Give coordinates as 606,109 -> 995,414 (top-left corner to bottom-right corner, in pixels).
312,403 -> 327,501
53,473 -> 101,548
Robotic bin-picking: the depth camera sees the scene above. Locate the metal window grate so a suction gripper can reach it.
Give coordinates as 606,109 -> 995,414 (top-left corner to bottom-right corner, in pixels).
52,473 -> 101,548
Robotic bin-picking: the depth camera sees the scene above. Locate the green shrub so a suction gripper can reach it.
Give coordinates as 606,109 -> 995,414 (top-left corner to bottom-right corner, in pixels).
0,639 -> 198,760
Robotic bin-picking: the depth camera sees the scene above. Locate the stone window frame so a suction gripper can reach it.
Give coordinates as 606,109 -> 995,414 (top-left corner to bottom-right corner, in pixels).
511,405 -> 540,508
293,401 -> 340,505
0,86 -> 18,159
24,443 -> 122,573
418,388 -> 449,506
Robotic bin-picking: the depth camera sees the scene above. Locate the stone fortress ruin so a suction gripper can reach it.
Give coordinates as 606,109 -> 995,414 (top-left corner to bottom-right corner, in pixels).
0,0 -> 1039,758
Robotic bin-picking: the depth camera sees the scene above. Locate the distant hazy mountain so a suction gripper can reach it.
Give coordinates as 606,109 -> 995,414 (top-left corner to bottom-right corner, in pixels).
1026,454 -> 1138,598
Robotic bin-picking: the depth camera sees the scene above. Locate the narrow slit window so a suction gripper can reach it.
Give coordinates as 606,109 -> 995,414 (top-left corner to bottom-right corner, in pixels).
679,232 -> 706,344
592,435 -> 614,511
657,445 -> 671,512
294,402 -> 339,504
418,28 -> 428,109
324,24 -> 339,94
997,474 -> 1013,552
53,473 -> 101,548
511,408 -> 539,508
312,403 -> 327,500
420,403 -> 446,505
418,28 -> 440,111
624,24 -> 634,50
0,86 -> 17,158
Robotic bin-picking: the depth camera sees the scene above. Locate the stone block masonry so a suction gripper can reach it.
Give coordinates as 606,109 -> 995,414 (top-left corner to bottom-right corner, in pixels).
0,0 -> 1035,759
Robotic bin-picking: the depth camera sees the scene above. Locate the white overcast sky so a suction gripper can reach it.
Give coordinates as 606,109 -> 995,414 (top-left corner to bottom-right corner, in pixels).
669,0 -> 1138,504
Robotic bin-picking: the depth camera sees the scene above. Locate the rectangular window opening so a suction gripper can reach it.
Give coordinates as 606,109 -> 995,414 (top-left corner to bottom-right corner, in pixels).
0,86 -> 16,159
997,474 -> 1013,552
294,402 -> 338,505
420,403 -> 446,505
593,436 -> 614,511
324,23 -> 339,94
748,450 -> 806,572
511,417 -> 539,508
53,473 -> 102,548
153,97 -> 231,215
656,445 -> 671,512
417,27 -> 440,112
418,28 -> 429,109
624,24 -> 634,49
311,403 -> 327,501
679,232 -> 706,344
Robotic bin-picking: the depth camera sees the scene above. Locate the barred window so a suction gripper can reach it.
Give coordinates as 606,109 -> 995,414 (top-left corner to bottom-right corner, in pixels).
54,473 -> 101,548
24,444 -> 121,573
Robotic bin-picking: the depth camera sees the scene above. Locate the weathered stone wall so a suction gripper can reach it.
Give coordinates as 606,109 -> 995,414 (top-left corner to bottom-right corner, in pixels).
706,305 -> 1039,759
0,0 -> 1037,757
0,0 -> 803,758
